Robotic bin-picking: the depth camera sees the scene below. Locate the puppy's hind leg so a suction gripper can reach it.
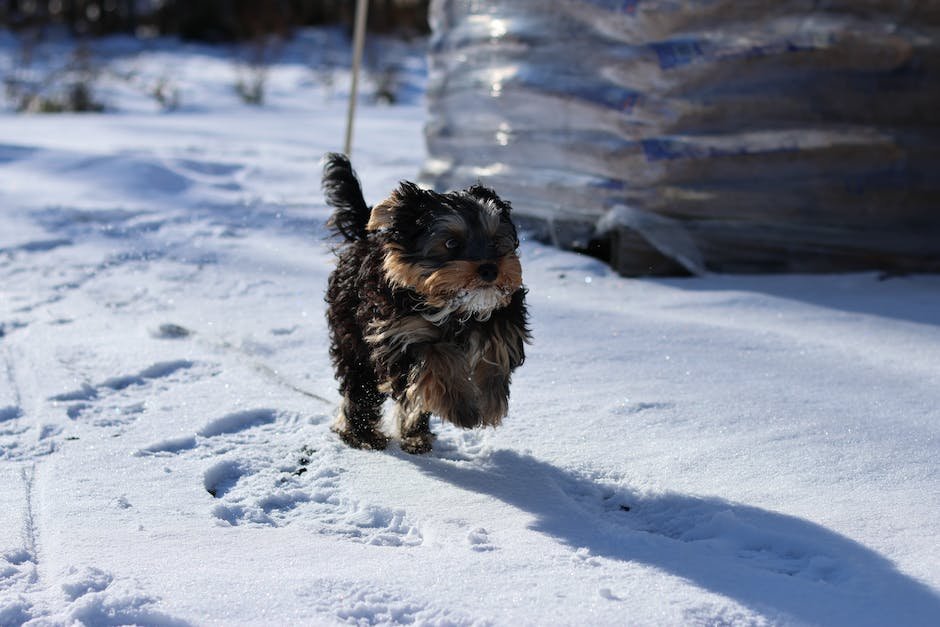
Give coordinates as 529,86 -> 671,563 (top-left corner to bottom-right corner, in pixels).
396,404 -> 434,455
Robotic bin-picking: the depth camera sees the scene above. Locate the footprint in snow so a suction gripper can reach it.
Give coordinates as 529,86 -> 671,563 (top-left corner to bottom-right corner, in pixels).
196,408 -> 278,438
0,320 -> 28,337
0,143 -> 38,163
61,566 -> 114,601
135,435 -> 198,456
203,459 -> 247,499
0,238 -> 73,256
137,405 -> 424,545
50,359 -> 196,400
136,408 -> 284,458
58,566 -> 188,626
204,451 -> 312,528
428,428 -> 492,462
0,406 -> 23,423
302,579 -> 481,626
50,385 -> 98,403
50,360 -> 198,426
204,443 -> 423,546
150,323 -> 191,339
466,527 -> 497,552
167,157 -> 243,179
98,360 -> 194,391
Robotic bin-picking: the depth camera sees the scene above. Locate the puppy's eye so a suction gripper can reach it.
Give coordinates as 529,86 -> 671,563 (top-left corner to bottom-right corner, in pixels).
445,238 -> 460,250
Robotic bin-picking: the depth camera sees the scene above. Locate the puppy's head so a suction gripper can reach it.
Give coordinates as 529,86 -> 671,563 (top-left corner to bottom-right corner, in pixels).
368,182 -> 522,319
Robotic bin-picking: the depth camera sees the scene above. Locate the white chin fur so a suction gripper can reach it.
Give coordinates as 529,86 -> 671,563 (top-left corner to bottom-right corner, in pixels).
456,288 -> 505,316
421,288 -> 508,324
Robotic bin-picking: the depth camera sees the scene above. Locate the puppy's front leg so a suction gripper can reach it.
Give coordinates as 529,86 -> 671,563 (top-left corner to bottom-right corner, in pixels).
474,289 -> 530,426
407,343 -> 481,428
474,354 -> 510,427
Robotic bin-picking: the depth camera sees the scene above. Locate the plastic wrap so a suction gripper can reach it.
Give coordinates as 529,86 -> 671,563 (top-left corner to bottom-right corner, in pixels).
422,0 -> 940,275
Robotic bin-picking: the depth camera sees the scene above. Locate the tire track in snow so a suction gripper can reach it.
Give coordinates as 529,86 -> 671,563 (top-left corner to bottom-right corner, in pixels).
20,465 -> 39,585
1,334 -> 187,622
0,452 -> 52,622
0,344 -> 23,431
0,335 -> 50,621
0,344 -> 57,463
1,345 -> 22,408
0,445 -> 188,624
0,465 -> 38,624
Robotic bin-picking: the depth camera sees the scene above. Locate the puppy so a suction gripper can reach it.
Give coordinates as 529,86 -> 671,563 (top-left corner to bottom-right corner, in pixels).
322,153 -> 530,454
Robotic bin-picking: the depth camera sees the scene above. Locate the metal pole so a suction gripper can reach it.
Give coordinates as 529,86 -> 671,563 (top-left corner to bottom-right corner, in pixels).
344,0 -> 369,156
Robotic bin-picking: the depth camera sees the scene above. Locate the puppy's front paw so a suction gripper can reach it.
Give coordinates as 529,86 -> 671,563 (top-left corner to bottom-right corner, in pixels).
445,402 -> 483,429
332,425 -> 389,451
400,432 -> 435,454
477,376 -> 509,427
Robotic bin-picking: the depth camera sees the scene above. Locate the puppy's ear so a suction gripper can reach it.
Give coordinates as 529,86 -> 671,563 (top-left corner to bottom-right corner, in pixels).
367,198 -> 396,231
367,181 -> 426,232
467,184 -> 512,214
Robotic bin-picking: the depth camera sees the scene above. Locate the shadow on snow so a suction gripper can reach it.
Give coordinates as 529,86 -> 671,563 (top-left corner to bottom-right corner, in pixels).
402,447 -> 940,626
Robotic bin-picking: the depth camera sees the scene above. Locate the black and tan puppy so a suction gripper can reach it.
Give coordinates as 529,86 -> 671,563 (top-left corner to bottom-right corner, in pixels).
323,153 -> 530,454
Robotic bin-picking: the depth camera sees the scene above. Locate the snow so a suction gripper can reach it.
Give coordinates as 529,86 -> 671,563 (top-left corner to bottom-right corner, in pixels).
1,33 -> 939,626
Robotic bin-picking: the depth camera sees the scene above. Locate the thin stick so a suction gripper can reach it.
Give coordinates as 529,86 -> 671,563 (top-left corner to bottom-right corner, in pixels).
344,0 -> 370,156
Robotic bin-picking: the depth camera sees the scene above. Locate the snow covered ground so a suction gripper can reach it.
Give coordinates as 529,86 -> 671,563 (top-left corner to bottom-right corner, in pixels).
1,33 -> 939,626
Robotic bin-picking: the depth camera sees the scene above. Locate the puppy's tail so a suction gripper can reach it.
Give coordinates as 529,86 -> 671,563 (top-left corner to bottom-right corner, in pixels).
322,152 -> 370,241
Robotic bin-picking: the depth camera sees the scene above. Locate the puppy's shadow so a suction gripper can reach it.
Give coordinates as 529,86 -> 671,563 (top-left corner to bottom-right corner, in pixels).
401,446 -> 940,626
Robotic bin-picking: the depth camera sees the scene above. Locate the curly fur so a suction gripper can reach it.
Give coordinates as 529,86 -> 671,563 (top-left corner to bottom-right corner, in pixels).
322,152 -> 530,453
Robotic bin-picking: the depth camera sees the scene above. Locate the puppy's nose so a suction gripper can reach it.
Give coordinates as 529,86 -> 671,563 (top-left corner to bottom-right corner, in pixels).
477,263 -> 498,283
